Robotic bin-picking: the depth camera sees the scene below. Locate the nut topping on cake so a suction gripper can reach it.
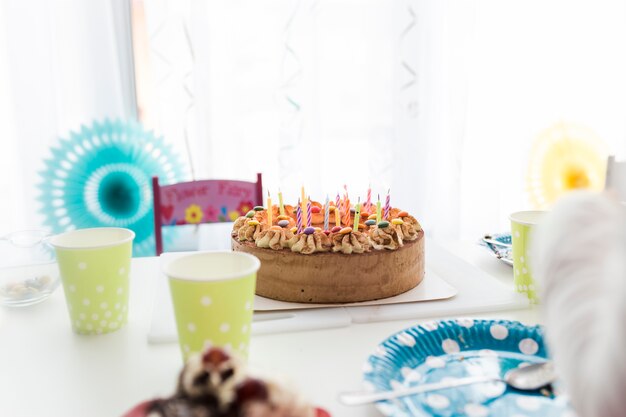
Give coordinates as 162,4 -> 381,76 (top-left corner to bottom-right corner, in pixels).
231,194 -> 421,255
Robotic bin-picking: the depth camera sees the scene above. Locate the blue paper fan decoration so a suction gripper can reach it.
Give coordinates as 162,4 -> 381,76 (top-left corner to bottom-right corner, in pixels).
37,119 -> 188,257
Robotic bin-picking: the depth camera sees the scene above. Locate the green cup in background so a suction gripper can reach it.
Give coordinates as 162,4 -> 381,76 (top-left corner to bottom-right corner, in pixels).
510,211 -> 546,304
49,227 -> 134,335
164,251 -> 260,361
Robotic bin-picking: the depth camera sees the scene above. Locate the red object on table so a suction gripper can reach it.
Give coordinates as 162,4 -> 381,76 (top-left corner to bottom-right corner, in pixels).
122,400 -> 331,417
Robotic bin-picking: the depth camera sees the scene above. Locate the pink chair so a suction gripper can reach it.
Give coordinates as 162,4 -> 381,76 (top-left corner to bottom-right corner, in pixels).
152,173 -> 263,255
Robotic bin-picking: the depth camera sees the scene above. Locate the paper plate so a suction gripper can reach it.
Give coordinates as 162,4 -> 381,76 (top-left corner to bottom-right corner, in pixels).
363,319 -> 575,417
481,234 -> 513,267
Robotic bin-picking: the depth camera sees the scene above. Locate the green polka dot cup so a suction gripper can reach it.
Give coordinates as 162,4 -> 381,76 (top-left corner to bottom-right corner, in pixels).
164,251 -> 260,361
49,227 -> 134,335
510,211 -> 546,304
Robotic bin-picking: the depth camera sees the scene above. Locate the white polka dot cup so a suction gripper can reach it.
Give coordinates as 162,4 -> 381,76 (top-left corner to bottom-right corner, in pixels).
49,227 -> 134,335
163,251 -> 260,361
510,211 -> 546,304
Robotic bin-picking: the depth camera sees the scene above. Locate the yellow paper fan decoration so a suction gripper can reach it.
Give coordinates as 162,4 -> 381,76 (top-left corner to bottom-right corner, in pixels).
526,122 -> 608,209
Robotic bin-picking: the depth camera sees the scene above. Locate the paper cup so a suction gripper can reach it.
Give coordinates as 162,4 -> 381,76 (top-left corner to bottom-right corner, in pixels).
49,227 -> 134,335
510,211 -> 546,304
164,251 -> 260,361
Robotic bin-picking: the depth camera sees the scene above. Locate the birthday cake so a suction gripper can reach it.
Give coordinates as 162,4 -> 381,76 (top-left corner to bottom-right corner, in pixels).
231,192 -> 424,303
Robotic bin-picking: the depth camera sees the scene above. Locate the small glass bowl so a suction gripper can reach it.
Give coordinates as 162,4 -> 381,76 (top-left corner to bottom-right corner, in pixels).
0,230 -> 60,307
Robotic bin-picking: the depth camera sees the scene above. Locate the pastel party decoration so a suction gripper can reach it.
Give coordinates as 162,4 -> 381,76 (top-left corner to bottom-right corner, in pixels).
392,218 -> 404,225
164,251 -> 260,361
49,227 -> 134,335
527,122 -> 608,209
303,227 -> 315,235
253,206 -> 264,211
376,194 -> 382,223
339,227 -> 352,234
245,211 -> 255,218
37,119 -> 187,257
378,221 -> 390,228
365,219 -> 376,226
311,206 -> 321,214
247,220 -> 260,226
331,226 -> 342,233
277,220 -> 290,228
307,198 -> 312,228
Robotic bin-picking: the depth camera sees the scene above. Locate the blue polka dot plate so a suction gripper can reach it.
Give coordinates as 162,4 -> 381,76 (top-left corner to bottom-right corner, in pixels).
363,319 -> 575,417
480,234 -> 513,267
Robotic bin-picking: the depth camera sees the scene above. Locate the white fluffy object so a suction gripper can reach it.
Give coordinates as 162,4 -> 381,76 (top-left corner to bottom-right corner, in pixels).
532,191 -> 626,417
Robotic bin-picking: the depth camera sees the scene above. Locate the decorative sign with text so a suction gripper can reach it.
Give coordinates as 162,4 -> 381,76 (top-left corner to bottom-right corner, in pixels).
158,180 -> 260,225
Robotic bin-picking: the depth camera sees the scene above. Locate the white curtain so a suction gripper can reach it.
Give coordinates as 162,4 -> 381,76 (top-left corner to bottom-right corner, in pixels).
3,0 -> 626,240
144,0 -> 626,240
143,0 -> 472,239
0,0 -> 135,235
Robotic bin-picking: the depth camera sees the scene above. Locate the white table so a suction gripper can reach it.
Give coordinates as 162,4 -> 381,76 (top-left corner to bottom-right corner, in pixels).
0,240 -> 540,417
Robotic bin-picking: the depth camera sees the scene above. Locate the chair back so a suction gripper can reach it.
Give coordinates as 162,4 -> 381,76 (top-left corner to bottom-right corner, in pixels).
152,173 -> 262,255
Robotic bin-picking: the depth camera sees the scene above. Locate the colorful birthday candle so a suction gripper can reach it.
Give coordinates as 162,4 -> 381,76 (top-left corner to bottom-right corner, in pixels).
376,194 -> 382,223
301,186 -> 308,227
334,199 -> 341,227
307,198 -> 312,228
296,198 -> 302,233
342,196 -> 351,226
353,199 -> 361,232
267,191 -> 272,225
384,189 -> 390,220
278,189 -> 285,215
324,195 -> 330,231
366,185 -> 372,212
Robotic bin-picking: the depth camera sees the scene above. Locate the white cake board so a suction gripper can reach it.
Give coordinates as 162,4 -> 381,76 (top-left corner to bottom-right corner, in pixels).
346,240 -> 529,323
148,238 -> 528,342
148,252 -> 455,342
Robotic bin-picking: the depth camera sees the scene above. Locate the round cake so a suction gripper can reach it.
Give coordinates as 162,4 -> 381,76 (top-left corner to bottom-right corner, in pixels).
231,198 -> 425,303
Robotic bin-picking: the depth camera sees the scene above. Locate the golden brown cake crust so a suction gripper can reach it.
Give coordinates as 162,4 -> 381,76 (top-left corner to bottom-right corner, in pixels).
232,229 -> 424,303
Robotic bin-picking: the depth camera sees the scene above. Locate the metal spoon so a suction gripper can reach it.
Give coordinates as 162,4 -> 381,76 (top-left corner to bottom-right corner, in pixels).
339,361 -> 556,406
